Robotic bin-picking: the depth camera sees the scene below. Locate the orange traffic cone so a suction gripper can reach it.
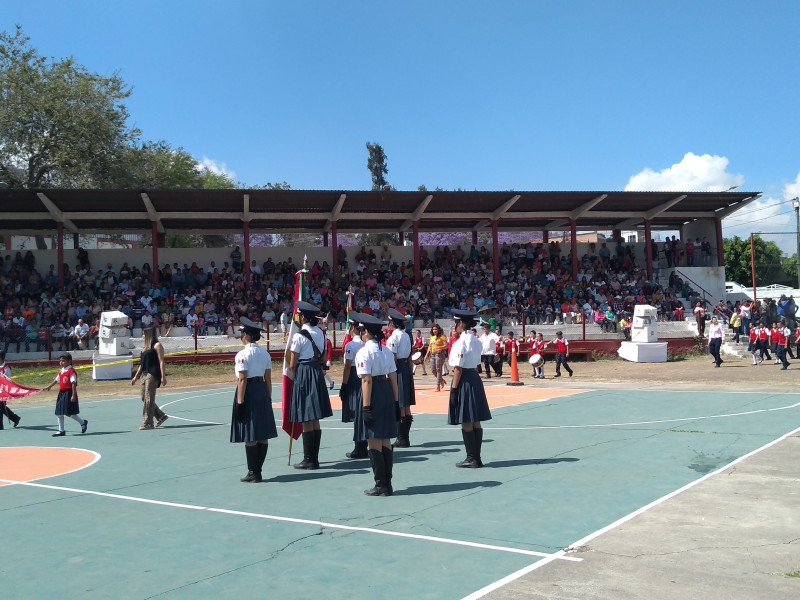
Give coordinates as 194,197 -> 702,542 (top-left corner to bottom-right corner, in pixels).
506,351 -> 524,386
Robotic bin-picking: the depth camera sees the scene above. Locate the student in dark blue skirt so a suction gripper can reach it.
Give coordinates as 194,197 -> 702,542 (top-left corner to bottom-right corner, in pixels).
447,310 -> 492,468
354,314 -> 399,496
44,353 -> 88,437
387,308 -> 416,448
288,301 -> 333,469
230,318 -> 277,483
340,312 -> 367,459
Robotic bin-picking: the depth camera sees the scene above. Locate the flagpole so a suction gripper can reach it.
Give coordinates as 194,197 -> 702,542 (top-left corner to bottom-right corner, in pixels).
285,255 -> 309,462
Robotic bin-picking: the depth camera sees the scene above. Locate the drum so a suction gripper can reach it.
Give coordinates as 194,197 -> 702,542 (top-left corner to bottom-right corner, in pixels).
411,351 -> 424,365
528,353 -> 543,367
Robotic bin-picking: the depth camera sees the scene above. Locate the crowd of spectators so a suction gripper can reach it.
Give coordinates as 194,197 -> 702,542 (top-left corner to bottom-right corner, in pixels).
0,237 -> 734,354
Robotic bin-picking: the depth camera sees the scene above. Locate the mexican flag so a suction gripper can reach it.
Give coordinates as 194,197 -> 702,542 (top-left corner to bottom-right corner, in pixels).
280,264 -> 308,439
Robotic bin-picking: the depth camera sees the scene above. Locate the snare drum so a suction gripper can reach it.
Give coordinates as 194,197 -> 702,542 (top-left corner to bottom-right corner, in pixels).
528,353 -> 543,368
411,351 -> 424,365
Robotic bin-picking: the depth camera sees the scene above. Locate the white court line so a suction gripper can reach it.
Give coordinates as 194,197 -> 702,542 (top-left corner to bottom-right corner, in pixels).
463,423 -> 800,599
0,478 -> 580,563
469,399 -> 800,430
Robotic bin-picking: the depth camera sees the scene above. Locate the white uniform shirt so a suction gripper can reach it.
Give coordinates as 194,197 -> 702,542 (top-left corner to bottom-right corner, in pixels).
234,343 -> 272,377
343,338 -> 365,365
0,362 -> 10,378
478,331 -> 499,355
290,323 -> 326,360
386,328 -> 411,360
449,331 -> 483,369
356,339 -> 397,377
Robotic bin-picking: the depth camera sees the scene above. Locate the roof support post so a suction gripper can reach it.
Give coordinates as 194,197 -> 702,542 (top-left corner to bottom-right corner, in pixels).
331,222 -> 339,276
715,218 -> 724,267
243,221 -> 251,286
151,221 -> 160,286
57,223 -> 64,289
491,220 -> 500,283
323,232 -> 329,247
542,230 -> 549,244
472,230 -> 478,246
644,220 -> 653,281
412,221 -> 421,284
570,219 -> 578,281
72,233 -> 79,249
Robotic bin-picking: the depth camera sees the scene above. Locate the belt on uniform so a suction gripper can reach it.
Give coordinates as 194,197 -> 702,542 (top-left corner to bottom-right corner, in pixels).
298,359 -> 319,364
460,367 -> 477,372
371,374 -> 389,379
247,376 -> 263,382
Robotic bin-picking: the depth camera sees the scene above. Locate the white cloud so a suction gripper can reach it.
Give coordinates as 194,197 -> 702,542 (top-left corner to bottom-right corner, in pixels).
625,152 -> 744,192
199,156 -> 236,181
722,171 -> 800,256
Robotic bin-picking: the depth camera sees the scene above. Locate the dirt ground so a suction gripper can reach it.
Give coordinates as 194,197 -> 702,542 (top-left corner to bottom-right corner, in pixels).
8,349 -> 795,409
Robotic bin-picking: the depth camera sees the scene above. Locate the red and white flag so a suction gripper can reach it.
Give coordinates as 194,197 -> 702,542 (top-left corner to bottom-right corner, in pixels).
0,373 -> 42,401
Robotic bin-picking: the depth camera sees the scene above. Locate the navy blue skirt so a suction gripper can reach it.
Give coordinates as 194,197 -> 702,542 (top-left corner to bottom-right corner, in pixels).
341,366 -> 361,423
290,361 -> 333,423
55,390 -> 80,416
448,369 -> 492,425
230,379 -> 278,443
395,360 -> 416,408
364,377 -> 398,440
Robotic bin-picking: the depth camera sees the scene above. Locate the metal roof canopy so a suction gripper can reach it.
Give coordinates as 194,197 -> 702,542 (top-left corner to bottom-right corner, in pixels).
0,189 -> 760,235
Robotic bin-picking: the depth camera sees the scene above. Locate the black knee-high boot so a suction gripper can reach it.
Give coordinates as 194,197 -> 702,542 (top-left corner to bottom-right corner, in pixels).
347,439 -> 368,459
382,446 -> 394,495
257,442 -> 269,478
241,445 -> 261,482
313,429 -> 322,468
293,431 -> 317,469
455,430 -> 479,468
365,449 -> 389,496
405,415 -> 413,446
474,428 -> 484,467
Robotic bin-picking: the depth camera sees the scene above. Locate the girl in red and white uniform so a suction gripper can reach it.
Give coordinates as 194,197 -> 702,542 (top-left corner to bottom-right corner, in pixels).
412,329 -> 427,376
530,332 -> 548,379
777,321 -> 792,369
0,350 -> 21,428
747,326 -> 759,366
770,324 -> 782,364
43,353 -> 88,437
550,331 -> 573,377
503,332 -> 519,370
756,321 -> 771,363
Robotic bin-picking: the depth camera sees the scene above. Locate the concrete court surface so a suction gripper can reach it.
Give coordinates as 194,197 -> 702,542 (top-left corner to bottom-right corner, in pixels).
483,431 -> 800,600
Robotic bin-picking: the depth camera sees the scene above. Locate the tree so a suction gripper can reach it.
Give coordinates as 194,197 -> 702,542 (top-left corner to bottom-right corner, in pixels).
0,26 -> 137,190
724,235 -> 789,286
366,142 -> 389,190
112,141 -> 203,189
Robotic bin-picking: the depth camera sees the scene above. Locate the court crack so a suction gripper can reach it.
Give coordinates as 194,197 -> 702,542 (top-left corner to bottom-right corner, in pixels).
591,537 -> 800,559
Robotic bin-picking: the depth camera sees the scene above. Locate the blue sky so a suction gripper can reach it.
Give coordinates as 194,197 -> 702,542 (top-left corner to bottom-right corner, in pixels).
5,1 -> 800,249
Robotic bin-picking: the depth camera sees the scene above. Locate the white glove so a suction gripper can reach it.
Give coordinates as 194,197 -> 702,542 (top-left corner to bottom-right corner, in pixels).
326,360 -> 331,367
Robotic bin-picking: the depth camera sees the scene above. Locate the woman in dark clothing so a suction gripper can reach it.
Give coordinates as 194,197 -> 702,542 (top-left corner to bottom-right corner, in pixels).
131,328 -> 169,430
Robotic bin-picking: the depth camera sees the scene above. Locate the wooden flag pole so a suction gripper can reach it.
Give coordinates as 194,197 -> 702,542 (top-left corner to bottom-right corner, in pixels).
288,436 -> 294,465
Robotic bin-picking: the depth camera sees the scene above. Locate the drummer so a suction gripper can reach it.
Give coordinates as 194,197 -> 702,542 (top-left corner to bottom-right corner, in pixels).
530,332 -> 548,379
448,309 -> 492,468
288,301 -> 333,470
354,314 -> 399,496
387,309 -> 415,448
340,311 -> 367,459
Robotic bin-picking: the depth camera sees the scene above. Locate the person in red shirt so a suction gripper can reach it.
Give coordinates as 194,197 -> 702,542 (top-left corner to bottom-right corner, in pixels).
550,331 -> 573,377
530,332 -> 548,378
503,331 -> 519,371
747,326 -> 759,366
0,350 -> 21,428
43,353 -> 88,437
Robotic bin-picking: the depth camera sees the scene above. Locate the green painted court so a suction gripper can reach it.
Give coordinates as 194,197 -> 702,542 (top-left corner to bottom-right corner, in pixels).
1,382 -> 798,599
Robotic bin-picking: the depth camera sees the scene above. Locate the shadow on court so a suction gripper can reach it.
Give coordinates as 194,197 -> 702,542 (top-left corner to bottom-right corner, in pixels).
394,480 -> 503,495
